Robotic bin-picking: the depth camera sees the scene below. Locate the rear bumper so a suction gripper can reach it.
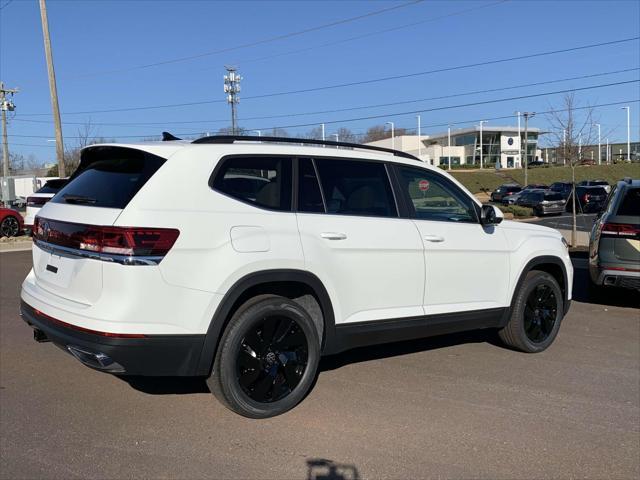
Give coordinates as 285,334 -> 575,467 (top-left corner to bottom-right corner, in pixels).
590,266 -> 640,290
20,301 -> 205,376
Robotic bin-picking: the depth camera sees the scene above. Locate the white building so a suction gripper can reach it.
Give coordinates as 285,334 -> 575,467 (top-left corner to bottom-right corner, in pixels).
366,126 -> 542,168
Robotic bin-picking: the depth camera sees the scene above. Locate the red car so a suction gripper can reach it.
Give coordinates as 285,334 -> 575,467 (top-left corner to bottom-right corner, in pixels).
0,207 -> 24,237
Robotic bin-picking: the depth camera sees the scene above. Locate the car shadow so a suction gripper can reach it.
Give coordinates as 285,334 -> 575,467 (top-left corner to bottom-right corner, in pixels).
306,459 -> 360,480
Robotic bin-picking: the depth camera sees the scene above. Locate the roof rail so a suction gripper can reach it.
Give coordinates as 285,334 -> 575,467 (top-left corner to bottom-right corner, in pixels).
191,135 -> 420,161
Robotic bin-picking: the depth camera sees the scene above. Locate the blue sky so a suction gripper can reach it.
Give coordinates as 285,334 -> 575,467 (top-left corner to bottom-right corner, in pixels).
1,0 -> 639,163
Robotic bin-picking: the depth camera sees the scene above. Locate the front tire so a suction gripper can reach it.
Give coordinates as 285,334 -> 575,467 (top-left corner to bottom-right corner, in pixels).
499,271 -> 563,353
207,295 -> 320,418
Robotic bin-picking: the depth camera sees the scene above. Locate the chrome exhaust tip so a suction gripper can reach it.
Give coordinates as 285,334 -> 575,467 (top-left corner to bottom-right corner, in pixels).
66,345 -> 125,373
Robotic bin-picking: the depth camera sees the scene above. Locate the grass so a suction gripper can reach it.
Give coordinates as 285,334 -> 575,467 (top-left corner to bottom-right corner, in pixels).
450,163 -> 639,194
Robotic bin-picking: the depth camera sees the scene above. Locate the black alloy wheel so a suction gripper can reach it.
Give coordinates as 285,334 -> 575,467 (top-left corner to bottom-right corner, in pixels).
237,315 -> 308,403
0,216 -> 20,237
498,270 -> 564,353
523,284 -> 558,343
208,295 -> 320,418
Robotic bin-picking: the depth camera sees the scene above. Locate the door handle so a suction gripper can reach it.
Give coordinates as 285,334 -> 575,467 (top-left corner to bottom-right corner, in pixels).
423,234 -> 445,243
320,232 -> 347,240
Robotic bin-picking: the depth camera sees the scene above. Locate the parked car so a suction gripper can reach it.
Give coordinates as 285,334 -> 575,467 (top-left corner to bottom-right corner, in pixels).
566,186 -> 608,213
579,159 -> 597,166
24,178 -> 68,230
502,184 -> 549,205
0,207 -> 24,237
589,178 -> 639,291
516,190 -> 566,216
527,160 -> 545,167
491,184 -> 522,202
578,179 -> 611,193
21,136 -> 573,418
549,182 -> 574,200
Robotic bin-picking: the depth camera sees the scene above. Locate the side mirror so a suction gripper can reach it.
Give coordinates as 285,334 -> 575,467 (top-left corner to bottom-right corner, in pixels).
481,204 -> 504,226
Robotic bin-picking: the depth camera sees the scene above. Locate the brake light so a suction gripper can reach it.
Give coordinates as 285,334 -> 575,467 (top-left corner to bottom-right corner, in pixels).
601,223 -> 640,238
33,217 -> 179,257
506,192 -> 514,196
582,194 -> 590,203
27,196 -> 50,207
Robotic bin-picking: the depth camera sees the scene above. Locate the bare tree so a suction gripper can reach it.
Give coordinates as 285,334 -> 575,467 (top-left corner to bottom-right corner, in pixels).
361,124 -> 408,143
335,127 -> 357,143
48,120 -> 113,176
546,93 -> 606,245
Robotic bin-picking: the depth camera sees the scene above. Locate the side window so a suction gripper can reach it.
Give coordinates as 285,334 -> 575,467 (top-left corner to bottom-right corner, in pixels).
396,165 -> 478,223
314,158 -> 397,218
211,156 -> 292,211
297,158 -> 325,213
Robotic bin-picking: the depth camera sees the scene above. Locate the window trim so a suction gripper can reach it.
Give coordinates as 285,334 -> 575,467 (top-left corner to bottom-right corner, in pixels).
392,164 -> 481,224
208,154 -> 295,213
310,156 -> 401,219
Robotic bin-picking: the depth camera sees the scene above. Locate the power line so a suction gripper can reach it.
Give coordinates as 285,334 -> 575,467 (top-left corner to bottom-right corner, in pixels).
0,0 -> 14,11
9,82 -> 639,139
67,1 -> 425,79
14,67 -> 639,127
19,36 -> 640,116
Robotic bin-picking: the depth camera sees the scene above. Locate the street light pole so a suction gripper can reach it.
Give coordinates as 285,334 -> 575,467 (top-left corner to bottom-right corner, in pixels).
606,137 -> 609,164
595,123 -> 601,165
417,115 -> 421,159
563,129 -> 567,166
479,120 -> 486,169
321,123 -> 325,141
386,122 -> 395,150
447,125 -> 451,171
622,106 -> 631,160
515,111 -> 521,167
522,112 -> 535,187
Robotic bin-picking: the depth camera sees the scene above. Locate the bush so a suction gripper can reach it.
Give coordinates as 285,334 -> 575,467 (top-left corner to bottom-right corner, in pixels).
497,205 -> 534,218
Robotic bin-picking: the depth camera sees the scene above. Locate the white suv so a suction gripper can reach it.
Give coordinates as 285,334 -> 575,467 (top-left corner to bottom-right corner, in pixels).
21,136 -> 573,418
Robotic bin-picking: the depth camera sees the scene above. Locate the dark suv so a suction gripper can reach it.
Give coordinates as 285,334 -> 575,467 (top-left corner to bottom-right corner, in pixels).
516,190 -> 565,216
566,186 -> 608,213
550,182 -> 573,200
589,178 -> 639,290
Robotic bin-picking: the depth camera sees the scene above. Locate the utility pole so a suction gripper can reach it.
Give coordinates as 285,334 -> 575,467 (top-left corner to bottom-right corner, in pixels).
1,83 -> 18,184
321,123 -> 325,141
522,112 -> 535,187
606,137 -> 609,164
224,66 -> 241,135
39,0 -> 65,177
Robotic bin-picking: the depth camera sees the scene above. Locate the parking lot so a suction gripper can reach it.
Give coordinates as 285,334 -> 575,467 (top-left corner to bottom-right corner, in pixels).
1,250 -> 638,480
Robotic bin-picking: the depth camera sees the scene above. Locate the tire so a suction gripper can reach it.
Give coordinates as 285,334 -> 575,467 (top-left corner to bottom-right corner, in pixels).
499,270 -> 563,353
0,216 -> 20,237
207,295 -> 320,418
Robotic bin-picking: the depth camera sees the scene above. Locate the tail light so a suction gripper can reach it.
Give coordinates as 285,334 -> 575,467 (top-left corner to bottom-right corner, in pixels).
582,194 -> 590,203
27,196 -> 50,207
33,217 -> 179,258
601,223 -> 640,239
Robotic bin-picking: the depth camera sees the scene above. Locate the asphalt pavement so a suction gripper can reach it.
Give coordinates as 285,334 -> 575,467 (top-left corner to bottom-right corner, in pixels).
1,251 -> 638,479
528,213 -> 597,233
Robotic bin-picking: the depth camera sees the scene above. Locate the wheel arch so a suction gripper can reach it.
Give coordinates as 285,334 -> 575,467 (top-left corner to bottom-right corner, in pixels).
511,255 -> 570,315
195,269 -> 336,376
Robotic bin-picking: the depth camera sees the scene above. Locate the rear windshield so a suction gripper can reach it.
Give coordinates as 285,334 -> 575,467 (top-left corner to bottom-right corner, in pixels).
51,147 -> 166,209
36,179 -> 68,194
591,181 -> 609,186
589,187 -> 607,196
617,188 -> 639,216
544,193 -> 563,201
551,183 -> 571,192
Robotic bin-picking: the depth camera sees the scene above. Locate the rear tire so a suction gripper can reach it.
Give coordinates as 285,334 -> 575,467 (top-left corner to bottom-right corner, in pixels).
499,271 -> 563,353
0,216 -> 20,237
207,295 -> 320,418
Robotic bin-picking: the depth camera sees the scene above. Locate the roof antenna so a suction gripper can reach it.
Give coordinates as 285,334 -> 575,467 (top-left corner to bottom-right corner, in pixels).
162,131 -> 182,141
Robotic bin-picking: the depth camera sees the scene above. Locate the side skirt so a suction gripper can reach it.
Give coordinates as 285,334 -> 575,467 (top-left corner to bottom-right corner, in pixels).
324,307 -> 509,355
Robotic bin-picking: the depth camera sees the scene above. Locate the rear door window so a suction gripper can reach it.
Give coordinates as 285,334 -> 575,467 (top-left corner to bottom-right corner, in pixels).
314,158 -> 397,218
211,156 -> 292,211
51,147 -> 166,209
